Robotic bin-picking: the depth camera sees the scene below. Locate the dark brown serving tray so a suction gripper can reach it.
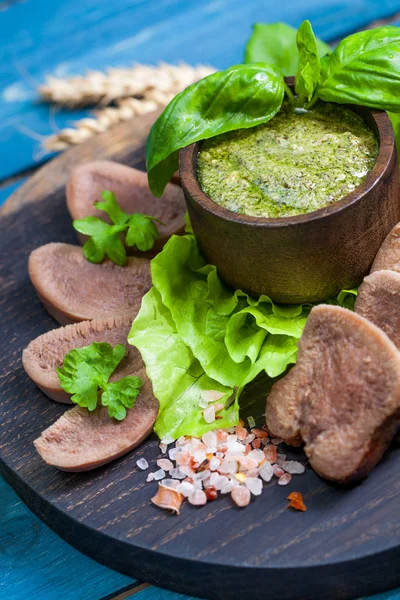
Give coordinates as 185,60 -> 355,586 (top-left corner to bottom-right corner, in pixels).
0,110 -> 399,600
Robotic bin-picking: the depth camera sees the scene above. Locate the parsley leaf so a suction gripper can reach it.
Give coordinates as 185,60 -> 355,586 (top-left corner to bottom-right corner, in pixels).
56,342 -> 142,420
94,190 -> 130,226
73,217 -> 127,265
101,376 -> 142,420
73,190 -> 162,265
125,214 -> 161,251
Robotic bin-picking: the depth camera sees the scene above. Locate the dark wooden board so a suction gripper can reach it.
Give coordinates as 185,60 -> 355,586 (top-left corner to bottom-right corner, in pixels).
0,112 -> 399,600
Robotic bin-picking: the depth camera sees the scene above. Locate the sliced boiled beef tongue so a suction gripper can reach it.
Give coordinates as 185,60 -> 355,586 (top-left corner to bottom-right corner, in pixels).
265,305 -> 400,484
29,242 -> 151,325
355,270 -> 400,350
23,315 -> 136,404
34,370 -> 159,471
370,221 -> 400,273
66,160 -> 186,256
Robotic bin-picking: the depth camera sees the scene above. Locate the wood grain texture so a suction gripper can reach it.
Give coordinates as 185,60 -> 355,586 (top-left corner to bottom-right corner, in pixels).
0,115 -> 399,600
2,0 -> 400,180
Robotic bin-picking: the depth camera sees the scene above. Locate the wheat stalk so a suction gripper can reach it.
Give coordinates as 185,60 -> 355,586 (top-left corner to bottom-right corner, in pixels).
40,62 -> 215,151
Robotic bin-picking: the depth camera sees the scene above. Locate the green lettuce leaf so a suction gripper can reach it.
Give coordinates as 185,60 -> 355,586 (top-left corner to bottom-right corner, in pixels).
128,287 -> 236,439
129,235 -> 323,439
129,235 -> 357,440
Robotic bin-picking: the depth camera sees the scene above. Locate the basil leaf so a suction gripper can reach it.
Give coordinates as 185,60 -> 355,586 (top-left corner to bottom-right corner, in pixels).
318,26 -> 400,111
146,63 -> 285,197
244,22 -> 330,76
388,112 -> 400,164
295,20 -> 321,102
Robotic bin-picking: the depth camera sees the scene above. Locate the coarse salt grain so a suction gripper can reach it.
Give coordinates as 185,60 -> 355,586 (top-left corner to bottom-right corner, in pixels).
259,461 -> 274,482
231,485 -> 251,507
203,405 -> 216,423
202,431 -> 217,448
247,449 -> 265,464
146,472 -> 155,482
209,457 -> 221,471
246,477 -> 263,496
168,447 -> 178,461
271,437 -> 284,446
161,434 -> 175,445
153,469 -> 166,481
278,473 -> 292,486
159,443 -> 167,454
219,460 -> 238,474
282,461 -> 306,475
157,458 -> 174,471
160,479 -> 180,489
247,416 -> 256,429
188,489 -> 207,506
273,465 -> 285,478
201,390 -> 225,403
177,481 -> 195,497
263,446 -> 278,463
136,458 -> 149,470
170,467 -> 187,479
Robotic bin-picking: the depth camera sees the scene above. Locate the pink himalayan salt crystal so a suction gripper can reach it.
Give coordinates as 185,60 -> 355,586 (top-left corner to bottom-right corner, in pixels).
202,430 -> 217,449
216,429 -> 228,443
188,489 -> 207,506
282,461 -> 306,475
271,437 -> 284,446
219,460 -> 238,474
201,390 -> 225,403
203,405 -> 216,423
247,449 -> 265,464
246,468 -> 260,478
231,485 -> 251,507
263,445 -> 278,463
157,458 -> 174,471
176,451 -> 191,466
245,477 -> 263,496
239,456 -> 258,471
177,481 -> 195,497
273,465 -> 285,478
259,461 -> 274,483
209,457 -> 221,471
234,426 -> 248,440
278,473 -> 293,486
159,443 -> 168,454
252,438 -> 261,449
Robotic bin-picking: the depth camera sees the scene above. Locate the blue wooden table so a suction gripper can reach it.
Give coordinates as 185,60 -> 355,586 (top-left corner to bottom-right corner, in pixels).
2,1 -> 400,598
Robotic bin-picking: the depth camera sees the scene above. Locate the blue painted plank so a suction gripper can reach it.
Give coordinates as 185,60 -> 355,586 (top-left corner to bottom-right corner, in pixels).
0,177 -> 25,206
0,476 -> 135,600
1,0 -> 400,180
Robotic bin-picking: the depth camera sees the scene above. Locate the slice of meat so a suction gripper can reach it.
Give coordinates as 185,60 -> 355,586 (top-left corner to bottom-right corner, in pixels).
265,305 -> 400,484
22,315 -> 136,404
370,222 -> 400,274
34,371 -> 158,471
355,270 -> 400,349
66,160 -> 186,255
29,242 -> 151,325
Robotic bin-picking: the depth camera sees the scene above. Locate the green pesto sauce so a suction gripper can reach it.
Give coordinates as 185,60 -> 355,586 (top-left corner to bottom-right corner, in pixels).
197,102 -> 378,218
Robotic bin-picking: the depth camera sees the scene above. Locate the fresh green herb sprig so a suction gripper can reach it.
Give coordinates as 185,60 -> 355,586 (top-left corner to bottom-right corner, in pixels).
56,342 -> 142,420
73,190 -> 162,266
146,20 -> 400,196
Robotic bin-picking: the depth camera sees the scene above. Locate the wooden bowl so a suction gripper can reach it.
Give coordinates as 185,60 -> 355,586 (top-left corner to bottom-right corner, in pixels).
179,81 -> 400,304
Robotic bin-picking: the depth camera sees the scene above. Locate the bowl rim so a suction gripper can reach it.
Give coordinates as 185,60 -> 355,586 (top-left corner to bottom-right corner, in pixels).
179,78 -> 397,229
